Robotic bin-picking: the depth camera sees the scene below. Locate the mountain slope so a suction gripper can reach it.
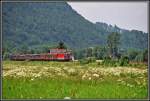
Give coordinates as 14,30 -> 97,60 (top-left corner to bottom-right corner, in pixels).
2,2 -> 148,53
95,22 -> 148,50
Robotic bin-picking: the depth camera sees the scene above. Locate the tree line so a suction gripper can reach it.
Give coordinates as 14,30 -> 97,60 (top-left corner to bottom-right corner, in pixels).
74,32 -> 148,63
2,32 -> 148,63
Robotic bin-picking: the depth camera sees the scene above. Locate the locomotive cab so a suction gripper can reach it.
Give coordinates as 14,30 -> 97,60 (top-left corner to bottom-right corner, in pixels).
49,48 -> 73,61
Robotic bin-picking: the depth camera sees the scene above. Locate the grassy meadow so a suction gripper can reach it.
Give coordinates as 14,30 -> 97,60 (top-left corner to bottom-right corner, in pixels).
2,60 -> 148,99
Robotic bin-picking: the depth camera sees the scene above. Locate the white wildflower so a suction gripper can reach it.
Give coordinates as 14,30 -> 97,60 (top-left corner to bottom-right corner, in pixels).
67,68 -> 77,75
117,79 -> 122,82
88,77 -> 92,80
31,78 -> 34,81
64,97 -> 71,99
113,72 -> 120,76
93,73 -> 99,77
82,74 -> 86,80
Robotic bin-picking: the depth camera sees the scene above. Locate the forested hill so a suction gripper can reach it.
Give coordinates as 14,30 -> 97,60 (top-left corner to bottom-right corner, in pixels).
2,2 -> 148,54
95,22 -> 148,50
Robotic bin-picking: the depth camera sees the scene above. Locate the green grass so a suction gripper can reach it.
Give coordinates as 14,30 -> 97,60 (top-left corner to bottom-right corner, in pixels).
2,60 -> 147,69
2,60 -> 80,68
2,60 -> 148,99
2,76 -> 148,99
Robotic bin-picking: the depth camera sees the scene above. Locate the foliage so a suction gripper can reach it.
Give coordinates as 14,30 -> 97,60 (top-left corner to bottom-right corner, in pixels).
79,59 -> 90,65
79,57 -> 96,65
57,41 -> 67,49
101,58 -> 118,67
2,2 -> 148,56
126,49 -> 148,63
107,32 -> 121,59
2,60 -> 147,99
127,49 -> 139,61
101,56 -> 130,67
2,52 -> 10,60
74,46 -> 108,60
143,49 -> 148,62
119,56 -> 129,66
134,52 -> 144,62
3,76 -> 148,99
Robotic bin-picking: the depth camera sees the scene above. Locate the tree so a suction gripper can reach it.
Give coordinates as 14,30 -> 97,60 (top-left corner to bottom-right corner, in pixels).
57,41 -> 67,49
93,46 -> 99,59
19,43 -> 29,54
143,49 -> 148,62
107,32 -> 121,59
93,46 -> 108,59
127,49 -> 139,61
86,47 -> 93,57
75,49 -> 86,59
134,52 -> 143,62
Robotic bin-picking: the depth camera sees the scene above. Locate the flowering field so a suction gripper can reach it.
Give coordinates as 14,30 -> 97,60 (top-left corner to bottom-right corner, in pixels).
2,61 -> 148,99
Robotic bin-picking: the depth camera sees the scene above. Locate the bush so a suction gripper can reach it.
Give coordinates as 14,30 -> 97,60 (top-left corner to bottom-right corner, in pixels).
101,58 -> 118,67
101,56 -> 130,67
134,53 -> 143,62
79,59 -> 89,64
119,56 -> 129,66
79,57 -> 96,65
87,57 -> 96,63
3,52 -> 11,60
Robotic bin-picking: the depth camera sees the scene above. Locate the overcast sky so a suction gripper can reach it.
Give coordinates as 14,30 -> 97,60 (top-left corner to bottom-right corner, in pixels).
67,2 -> 148,33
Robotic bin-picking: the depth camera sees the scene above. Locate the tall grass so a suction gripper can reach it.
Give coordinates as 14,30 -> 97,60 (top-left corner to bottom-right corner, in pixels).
2,60 -> 148,99
2,77 -> 148,99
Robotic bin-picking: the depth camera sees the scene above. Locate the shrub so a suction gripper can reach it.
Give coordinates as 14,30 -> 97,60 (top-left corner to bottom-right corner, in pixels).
87,57 -> 96,63
101,56 -> 130,67
79,57 -> 96,65
134,53 -> 143,62
101,58 -> 118,67
2,52 -> 11,60
79,59 -> 90,65
119,56 -> 129,66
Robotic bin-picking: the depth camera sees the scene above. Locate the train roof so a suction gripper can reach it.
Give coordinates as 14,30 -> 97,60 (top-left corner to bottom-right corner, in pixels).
49,48 -> 71,51
49,48 -> 72,53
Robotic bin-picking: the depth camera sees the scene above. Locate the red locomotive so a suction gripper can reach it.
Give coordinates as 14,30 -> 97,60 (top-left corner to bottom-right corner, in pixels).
10,48 -> 74,61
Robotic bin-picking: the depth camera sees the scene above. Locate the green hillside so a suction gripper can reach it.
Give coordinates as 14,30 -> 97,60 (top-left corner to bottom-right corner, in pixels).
2,2 -> 148,54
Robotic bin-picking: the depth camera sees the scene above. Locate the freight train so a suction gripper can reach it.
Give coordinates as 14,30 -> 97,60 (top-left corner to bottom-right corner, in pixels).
10,48 -> 74,61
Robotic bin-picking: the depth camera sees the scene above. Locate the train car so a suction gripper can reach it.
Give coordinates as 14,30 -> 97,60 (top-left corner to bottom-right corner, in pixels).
10,48 -> 74,61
